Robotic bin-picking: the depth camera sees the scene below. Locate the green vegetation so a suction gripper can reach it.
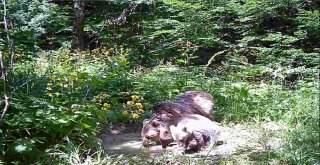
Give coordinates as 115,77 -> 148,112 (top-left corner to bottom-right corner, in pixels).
0,0 -> 319,164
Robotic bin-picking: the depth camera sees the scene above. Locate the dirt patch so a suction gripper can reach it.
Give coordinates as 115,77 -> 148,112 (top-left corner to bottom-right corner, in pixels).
101,132 -> 176,156
101,122 -> 285,161
101,123 -> 177,156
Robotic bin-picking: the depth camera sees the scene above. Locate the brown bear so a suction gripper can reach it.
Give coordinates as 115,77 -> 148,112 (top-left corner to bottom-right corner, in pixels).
170,114 -> 222,152
141,116 -> 175,148
141,91 -> 215,147
152,91 -> 214,120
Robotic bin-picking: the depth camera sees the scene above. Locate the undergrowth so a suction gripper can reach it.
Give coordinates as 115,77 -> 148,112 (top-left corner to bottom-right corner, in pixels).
0,47 -> 318,164
1,0 -> 319,164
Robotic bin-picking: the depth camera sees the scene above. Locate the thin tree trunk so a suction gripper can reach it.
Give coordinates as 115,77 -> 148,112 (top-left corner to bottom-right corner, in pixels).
2,0 -> 14,69
0,0 -> 11,124
0,51 -> 10,125
73,0 -> 85,50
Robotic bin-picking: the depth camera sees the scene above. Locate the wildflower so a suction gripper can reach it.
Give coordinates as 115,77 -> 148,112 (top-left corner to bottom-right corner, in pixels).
138,109 -> 145,113
47,83 -> 53,86
122,110 -> 129,116
102,93 -> 109,98
131,95 -> 140,100
46,87 -> 53,91
127,101 -> 134,105
93,95 -> 100,101
132,113 -> 139,119
133,103 -> 143,109
103,103 -> 111,109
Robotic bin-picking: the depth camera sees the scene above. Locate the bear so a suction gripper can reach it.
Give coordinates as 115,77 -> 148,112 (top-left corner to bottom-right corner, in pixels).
169,114 -> 222,152
152,90 -> 214,120
141,117 -> 176,148
141,119 -> 160,147
141,118 -> 175,147
173,90 -> 214,120
141,91 -> 215,147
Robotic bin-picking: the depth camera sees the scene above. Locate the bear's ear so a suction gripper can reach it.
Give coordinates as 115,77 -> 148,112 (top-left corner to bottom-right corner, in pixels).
182,127 -> 188,132
151,120 -> 160,127
153,101 -> 164,112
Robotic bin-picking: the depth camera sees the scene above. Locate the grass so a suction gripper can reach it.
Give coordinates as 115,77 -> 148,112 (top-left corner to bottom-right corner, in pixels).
40,65 -> 318,165
4,49 -> 318,164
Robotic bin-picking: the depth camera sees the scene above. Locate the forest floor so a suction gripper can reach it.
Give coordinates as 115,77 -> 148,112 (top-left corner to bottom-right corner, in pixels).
101,121 -> 287,164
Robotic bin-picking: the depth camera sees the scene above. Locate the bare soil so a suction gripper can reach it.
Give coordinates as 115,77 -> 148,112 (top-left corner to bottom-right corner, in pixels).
101,121 -> 285,161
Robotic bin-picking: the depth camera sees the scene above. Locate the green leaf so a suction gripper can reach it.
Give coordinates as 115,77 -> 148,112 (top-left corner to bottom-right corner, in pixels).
111,98 -> 118,104
176,59 -> 186,64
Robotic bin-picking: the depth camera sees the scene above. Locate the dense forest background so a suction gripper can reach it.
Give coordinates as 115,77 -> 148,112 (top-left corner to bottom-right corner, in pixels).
0,0 -> 319,164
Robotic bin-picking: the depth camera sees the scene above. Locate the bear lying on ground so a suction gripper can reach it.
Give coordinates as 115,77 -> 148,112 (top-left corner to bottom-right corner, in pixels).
170,114 -> 222,152
152,90 -> 214,120
141,91 -> 215,147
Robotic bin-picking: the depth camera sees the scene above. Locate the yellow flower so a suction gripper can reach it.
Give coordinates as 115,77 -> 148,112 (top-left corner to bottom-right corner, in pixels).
102,93 -> 109,98
47,83 -> 53,86
133,103 -> 143,109
132,113 -> 139,119
127,101 -> 134,105
131,95 -> 140,100
138,109 -> 145,113
46,87 -> 53,91
122,110 -> 129,116
103,103 -> 111,109
93,95 -> 100,101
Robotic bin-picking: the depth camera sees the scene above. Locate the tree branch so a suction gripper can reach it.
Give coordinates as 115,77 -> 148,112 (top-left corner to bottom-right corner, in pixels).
111,1 -> 138,25
88,1 -> 138,47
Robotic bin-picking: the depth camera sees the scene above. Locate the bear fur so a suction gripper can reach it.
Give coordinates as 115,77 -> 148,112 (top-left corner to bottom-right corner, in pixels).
170,114 -> 221,152
141,91 -> 215,147
141,119 -> 160,147
152,90 -> 214,120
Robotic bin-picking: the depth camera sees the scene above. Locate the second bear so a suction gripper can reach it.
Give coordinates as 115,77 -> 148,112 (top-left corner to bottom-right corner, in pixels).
170,114 -> 222,152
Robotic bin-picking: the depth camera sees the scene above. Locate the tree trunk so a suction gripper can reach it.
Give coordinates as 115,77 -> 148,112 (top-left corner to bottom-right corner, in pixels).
2,0 -> 14,69
0,51 -> 10,125
73,0 -> 85,50
0,0 -> 11,124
